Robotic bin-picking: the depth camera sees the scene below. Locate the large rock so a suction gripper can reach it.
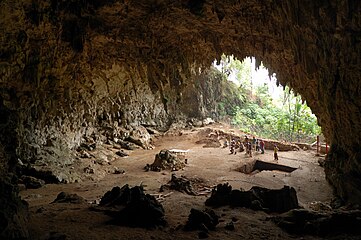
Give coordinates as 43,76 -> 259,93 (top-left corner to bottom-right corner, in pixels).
52,192 -> 86,204
126,126 -> 153,149
205,183 -> 232,207
206,184 -> 299,213
184,208 -> 219,232
0,177 -> 29,240
20,175 -> 45,189
97,185 -> 166,228
146,149 -> 186,171
272,209 -> 361,236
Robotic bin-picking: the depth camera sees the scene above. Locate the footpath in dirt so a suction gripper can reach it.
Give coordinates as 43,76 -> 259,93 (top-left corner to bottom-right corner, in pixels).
21,123 -> 359,240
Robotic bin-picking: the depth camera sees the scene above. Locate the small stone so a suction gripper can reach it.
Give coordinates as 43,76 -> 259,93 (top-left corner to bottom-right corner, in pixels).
80,151 -> 91,158
225,221 -> 235,230
36,207 -> 46,213
114,167 -> 125,174
83,166 -> 94,174
115,150 -> 129,157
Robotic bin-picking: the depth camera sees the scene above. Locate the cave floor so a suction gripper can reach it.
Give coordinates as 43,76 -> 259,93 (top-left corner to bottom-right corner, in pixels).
20,124 -> 337,240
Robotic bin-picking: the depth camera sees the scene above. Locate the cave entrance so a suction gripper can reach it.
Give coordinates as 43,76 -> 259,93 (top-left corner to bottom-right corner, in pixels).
212,55 -> 321,145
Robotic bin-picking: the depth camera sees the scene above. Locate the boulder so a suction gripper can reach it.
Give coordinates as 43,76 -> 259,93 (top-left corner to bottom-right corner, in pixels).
272,209 -> 361,236
19,166 -> 62,184
52,192 -> 86,204
20,176 -> 45,189
127,126 -> 153,149
97,185 -> 166,228
206,184 -> 299,213
117,140 -> 139,150
205,183 -> 232,207
147,149 -> 186,171
0,177 -> 29,240
184,208 -> 219,231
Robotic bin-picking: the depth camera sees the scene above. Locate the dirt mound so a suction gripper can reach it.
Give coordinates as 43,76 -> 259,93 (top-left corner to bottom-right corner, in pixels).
195,138 -> 221,148
145,149 -> 186,171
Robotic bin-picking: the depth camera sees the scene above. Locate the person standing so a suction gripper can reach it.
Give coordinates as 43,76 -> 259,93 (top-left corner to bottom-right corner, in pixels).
255,139 -> 260,152
248,142 -> 253,157
230,139 -> 236,154
274,144 -> 279,161
260,140 -> 265,154
252,136 -> 256,151
244,135 -> 249,155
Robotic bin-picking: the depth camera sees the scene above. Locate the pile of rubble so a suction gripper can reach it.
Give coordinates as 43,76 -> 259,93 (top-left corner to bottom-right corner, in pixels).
145,149 -> 186,172
160,174 -> 212,196
205,183 -> 299,213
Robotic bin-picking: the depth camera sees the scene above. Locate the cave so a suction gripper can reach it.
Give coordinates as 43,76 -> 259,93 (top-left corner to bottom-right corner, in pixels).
1,0 -> 361,239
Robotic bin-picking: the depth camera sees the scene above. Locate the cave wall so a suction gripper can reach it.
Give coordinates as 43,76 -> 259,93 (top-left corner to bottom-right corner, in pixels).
1,2 -> 361,237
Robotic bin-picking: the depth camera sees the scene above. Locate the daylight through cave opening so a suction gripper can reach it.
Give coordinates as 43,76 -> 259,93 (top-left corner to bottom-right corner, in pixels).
210,55 -> 321,143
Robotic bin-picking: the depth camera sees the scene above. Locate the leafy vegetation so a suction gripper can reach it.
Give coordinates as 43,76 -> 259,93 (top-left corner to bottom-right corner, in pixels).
214,55 -> 321,143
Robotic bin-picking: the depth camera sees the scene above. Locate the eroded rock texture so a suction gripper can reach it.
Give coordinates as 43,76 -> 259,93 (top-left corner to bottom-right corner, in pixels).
0,0 -> 361,237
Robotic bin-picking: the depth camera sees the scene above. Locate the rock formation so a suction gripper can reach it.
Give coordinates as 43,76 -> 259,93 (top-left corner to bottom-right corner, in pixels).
0,0 -> 361,238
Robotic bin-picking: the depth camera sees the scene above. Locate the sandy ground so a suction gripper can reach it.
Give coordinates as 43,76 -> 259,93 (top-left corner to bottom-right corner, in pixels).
20,124 -> 334,240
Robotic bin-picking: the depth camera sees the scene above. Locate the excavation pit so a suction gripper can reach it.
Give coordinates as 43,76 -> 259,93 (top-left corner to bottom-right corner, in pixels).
237,160 -> 297,174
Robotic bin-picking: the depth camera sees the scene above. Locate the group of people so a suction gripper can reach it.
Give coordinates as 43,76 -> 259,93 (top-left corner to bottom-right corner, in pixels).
244,136 -> 265,157
225,135 -> 279,161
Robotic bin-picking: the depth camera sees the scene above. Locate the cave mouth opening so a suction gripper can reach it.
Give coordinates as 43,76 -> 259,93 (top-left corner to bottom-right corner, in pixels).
211,55 -> 321,144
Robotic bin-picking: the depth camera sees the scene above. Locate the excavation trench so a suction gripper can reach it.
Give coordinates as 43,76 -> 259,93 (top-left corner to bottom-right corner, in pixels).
237,160 -> 297,174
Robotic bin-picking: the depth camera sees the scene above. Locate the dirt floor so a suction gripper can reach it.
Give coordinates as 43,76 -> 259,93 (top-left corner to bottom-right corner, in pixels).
20,123 -> 335,240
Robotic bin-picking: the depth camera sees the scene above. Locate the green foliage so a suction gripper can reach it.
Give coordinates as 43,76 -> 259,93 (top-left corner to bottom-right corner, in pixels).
214,56 -> 321,142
